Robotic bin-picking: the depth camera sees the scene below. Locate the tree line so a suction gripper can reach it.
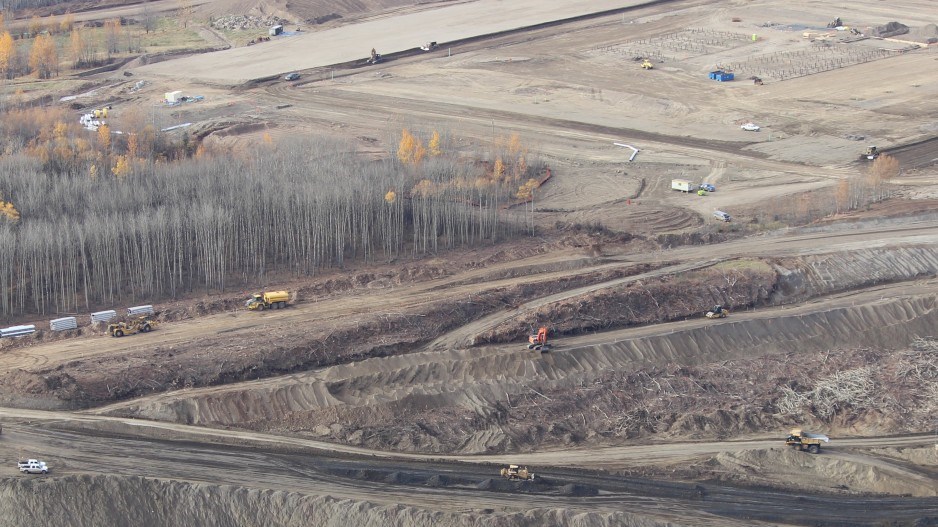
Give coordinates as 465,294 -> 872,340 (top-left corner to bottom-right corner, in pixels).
0,13 -> 143,80
0,133 -> 543,318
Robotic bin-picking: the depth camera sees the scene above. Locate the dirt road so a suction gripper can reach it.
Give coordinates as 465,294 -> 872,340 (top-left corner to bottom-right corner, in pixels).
2,415 -> 936,526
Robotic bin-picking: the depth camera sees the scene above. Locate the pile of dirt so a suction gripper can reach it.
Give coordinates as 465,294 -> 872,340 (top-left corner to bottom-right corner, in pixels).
478,260 -> 776,344
0,475 -> 675,527
558,484 -> 599,497
710,448 -> 937,497
871,21 -> 910,38
265,330 -> 937,454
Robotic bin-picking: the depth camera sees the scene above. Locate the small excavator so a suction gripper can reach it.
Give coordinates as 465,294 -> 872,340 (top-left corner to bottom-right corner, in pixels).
367,48 -> 383,64
641,58 -> 654,70
527,326 -> 550,352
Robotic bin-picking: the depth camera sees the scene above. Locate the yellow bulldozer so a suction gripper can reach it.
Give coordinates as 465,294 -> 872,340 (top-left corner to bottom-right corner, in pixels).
641,59 -> 654,70
107,316 -> 156,337
500,464 -> 535,481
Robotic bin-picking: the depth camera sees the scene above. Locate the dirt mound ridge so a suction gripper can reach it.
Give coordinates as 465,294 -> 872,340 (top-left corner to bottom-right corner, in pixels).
0,475 -> 679,527
713,448 -> 938,497
100,293 -> 938,453
772,246 -> 938,303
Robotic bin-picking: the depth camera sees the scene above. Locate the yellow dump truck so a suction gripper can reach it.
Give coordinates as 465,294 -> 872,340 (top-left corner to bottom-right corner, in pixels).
785,428 -> 829,454
245,291 -> 290,311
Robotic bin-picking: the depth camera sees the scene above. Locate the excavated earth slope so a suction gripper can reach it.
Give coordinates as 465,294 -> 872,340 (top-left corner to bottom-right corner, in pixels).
0,475 -> 679,527
90,244 -> 938,452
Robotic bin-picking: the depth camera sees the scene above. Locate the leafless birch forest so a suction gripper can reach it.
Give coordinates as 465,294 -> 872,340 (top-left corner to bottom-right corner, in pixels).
0,135 -> 541,317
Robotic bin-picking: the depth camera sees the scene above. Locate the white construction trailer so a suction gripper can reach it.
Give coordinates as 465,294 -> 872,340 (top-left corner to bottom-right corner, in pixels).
671,179 -> 698,193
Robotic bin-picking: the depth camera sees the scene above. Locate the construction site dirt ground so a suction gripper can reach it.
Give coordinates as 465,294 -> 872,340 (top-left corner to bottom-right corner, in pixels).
3,0 -> 938,526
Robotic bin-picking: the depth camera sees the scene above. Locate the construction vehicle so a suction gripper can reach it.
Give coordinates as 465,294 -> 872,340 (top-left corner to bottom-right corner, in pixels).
245,290 -> 290,311
367,48 -> 383,65
861,146 -> 879,161
641,59 -> 654,70
786,429 -> 829,453
500,464 -> 535,481
705,305 -> 728,319
92,105 -> 112,119
106,316 -> 156,337
527,326 -> 550,352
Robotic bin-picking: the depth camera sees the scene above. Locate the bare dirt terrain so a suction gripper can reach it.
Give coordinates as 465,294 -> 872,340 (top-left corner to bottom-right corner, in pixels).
2,0 -> 938,525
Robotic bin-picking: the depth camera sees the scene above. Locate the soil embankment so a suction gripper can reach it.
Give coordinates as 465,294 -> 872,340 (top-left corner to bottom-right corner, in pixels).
0,475 -> 677,527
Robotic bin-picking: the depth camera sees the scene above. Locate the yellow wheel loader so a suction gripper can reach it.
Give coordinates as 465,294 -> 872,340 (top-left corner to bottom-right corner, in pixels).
500,465 -> 535,481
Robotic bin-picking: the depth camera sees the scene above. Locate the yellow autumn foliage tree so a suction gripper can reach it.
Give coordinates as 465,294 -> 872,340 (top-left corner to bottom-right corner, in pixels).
493,157 -> 505,181
59,13 -> 75,33
70,28 -> 87,67
507,133 -> 522,155
0,197 -> 20,222
398,129 -> 416,165
29,33 -> 58,79
103,18 -> 122,55
413,140 -> 426,164
428,131 -> 442,156
97,124 -> 111,151
112,155 -> 131,177
0,31 -> 14,79
516,178 -> 538,200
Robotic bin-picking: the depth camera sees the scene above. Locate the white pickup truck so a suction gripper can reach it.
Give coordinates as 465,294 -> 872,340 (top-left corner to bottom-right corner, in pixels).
18,459 -> 49,474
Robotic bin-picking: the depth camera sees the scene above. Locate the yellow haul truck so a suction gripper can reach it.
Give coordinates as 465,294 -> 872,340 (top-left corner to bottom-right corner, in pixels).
785,429 -> 829,454
245,291 -> 290,311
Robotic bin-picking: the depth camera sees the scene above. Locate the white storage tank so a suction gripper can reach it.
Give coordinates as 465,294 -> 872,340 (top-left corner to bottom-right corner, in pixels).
1,325 -> 36,338
127,305 -> 154,316
91,310 -> 117,323
50,317 -> 78,331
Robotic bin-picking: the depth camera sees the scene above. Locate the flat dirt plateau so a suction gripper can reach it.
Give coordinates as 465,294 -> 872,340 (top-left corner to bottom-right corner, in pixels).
3,0 -> 938,525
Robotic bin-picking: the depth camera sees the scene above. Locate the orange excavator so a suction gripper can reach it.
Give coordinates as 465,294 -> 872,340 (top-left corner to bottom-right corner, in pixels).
527,326 -> 551,352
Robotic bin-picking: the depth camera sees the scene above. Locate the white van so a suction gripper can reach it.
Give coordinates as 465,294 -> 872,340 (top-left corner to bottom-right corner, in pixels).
713,210 -> 731,222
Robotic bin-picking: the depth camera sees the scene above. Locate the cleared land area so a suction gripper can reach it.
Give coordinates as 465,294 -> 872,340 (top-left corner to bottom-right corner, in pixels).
2,0 -> 938,525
